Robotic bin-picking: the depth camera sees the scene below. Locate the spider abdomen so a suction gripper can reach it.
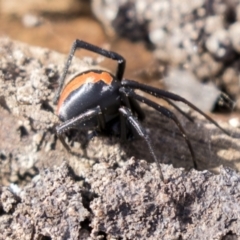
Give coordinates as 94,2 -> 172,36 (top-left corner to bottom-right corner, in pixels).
57,70 -> 121,123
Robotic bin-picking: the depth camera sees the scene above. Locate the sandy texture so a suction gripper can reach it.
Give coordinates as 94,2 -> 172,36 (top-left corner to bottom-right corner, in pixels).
0,37 -> 240,239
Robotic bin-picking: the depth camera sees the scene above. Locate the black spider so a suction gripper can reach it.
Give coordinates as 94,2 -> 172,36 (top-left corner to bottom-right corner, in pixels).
54,39 -> 228,181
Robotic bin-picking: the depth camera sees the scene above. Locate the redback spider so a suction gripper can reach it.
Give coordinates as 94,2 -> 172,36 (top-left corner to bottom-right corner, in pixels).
54,39 -> 228,181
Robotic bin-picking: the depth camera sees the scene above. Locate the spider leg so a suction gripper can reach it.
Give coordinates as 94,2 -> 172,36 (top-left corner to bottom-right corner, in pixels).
162,97 -> 194,123
54,39 -> 126,104
120,112 -> 127,142
120,88 -> 145,121
122,79 -> 229,135
56,106 -> 104,151
119,106 -> 164,181
120,87 -> 197,169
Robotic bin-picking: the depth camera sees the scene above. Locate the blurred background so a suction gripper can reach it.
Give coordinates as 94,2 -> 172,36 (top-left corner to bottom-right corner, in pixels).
0,0 -> 240,123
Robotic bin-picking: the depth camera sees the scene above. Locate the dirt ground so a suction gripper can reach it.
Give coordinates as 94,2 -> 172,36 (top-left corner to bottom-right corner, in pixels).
0,2 -> 240,239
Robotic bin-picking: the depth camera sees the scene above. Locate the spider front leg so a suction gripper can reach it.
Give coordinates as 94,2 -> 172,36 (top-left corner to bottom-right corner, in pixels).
54,39 -> 126,104
56,106 -> 104,152
119,106 -> 164,181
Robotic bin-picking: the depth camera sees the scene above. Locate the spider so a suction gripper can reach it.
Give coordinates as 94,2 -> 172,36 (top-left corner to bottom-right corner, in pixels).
53,39 -> 228,181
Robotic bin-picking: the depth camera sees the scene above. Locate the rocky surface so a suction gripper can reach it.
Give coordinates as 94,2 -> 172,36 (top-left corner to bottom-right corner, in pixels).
92,0 -> 240,111
0,37 -> 240,239
0,163 -> 90,239
1,160 -> 240,239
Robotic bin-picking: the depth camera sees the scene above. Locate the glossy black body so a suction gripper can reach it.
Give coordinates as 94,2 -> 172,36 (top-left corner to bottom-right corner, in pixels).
58,72 -> 121,123
57,69 -> 142,136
